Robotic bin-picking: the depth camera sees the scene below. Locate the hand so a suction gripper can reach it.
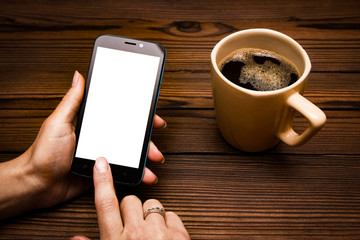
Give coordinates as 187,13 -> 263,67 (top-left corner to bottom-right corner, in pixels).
28,71 -> 167,207
0,71 -> 167,219
71,157 -> 190,240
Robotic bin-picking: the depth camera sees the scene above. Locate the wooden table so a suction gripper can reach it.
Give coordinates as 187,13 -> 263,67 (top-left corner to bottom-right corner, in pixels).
1,0 -> 359,239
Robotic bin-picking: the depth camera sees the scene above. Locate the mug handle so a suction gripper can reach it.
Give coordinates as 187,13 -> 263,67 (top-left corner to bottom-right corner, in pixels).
277,93 -> 326,146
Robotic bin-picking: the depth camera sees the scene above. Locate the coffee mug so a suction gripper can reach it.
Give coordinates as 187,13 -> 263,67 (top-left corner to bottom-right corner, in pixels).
210,28 -> 326,152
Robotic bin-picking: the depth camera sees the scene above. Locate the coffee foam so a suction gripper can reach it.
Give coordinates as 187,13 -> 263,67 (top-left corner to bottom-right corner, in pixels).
221,48 -> 298,91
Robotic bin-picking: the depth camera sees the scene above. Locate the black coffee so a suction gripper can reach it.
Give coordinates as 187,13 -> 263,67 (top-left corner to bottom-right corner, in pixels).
220,48 -> 299,91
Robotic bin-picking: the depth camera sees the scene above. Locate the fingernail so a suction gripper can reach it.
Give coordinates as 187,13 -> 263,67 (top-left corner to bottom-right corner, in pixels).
162,121 -> 167,129
72,71 -> 80,87
95,157 -> 109,173
161,157 -> 165,164
154,177 -> 159,184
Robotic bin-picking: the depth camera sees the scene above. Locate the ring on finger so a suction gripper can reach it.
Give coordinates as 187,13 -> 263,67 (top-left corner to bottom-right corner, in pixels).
144,207 -> 166,219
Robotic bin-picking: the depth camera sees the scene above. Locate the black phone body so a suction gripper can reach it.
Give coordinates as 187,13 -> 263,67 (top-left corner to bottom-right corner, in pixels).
71,35 -> 166,185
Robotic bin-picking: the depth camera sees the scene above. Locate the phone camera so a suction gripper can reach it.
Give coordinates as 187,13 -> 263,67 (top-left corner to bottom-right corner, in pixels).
139,43 -> 144,48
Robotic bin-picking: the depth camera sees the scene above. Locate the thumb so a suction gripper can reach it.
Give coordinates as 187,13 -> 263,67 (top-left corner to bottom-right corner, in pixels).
50,71 -> 85,123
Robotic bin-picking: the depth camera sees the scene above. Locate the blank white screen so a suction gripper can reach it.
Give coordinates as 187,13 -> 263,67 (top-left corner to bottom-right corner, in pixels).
75,46 -> 160,168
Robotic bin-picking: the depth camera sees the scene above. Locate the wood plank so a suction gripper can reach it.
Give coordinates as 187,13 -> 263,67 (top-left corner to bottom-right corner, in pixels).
0,154 -> 359,239
0,71 -> 359,110
1,109 -> 359,154
0,0 -> 359,23
152,109 -> 360,155
0,26 -> 359,72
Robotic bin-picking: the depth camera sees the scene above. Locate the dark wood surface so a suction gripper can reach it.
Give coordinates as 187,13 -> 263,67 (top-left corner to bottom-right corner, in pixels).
1,0 -> 359,239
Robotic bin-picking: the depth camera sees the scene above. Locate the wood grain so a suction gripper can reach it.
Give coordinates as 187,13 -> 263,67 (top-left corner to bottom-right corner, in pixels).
0,0 -> 359,239
1,109 -> 359,155
1,154 -> 359,239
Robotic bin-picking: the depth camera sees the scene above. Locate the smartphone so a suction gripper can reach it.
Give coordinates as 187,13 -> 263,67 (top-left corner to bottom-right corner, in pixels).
71,34 -> 166,185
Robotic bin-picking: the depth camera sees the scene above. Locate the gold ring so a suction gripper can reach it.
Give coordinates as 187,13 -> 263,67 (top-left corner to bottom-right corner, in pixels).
143,207 -> 166,219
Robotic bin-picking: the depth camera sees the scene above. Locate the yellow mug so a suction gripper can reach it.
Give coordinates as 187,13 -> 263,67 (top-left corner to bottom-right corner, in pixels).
210,29 -> 326,152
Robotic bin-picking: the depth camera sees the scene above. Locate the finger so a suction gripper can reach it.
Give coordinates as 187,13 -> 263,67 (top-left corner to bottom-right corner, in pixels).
147,141 -> 165,163
143,199 -> 166,226
142,167 -> 158,185
70,236 -> 92,240
153,114 -> 167,129
93,157 -> 123,238
120,195 -> 144,226
50,71 -> 85,124
165,211 -> 190,239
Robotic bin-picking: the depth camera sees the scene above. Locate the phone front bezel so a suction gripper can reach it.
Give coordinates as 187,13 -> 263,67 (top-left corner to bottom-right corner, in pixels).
71,35 -> 166,186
